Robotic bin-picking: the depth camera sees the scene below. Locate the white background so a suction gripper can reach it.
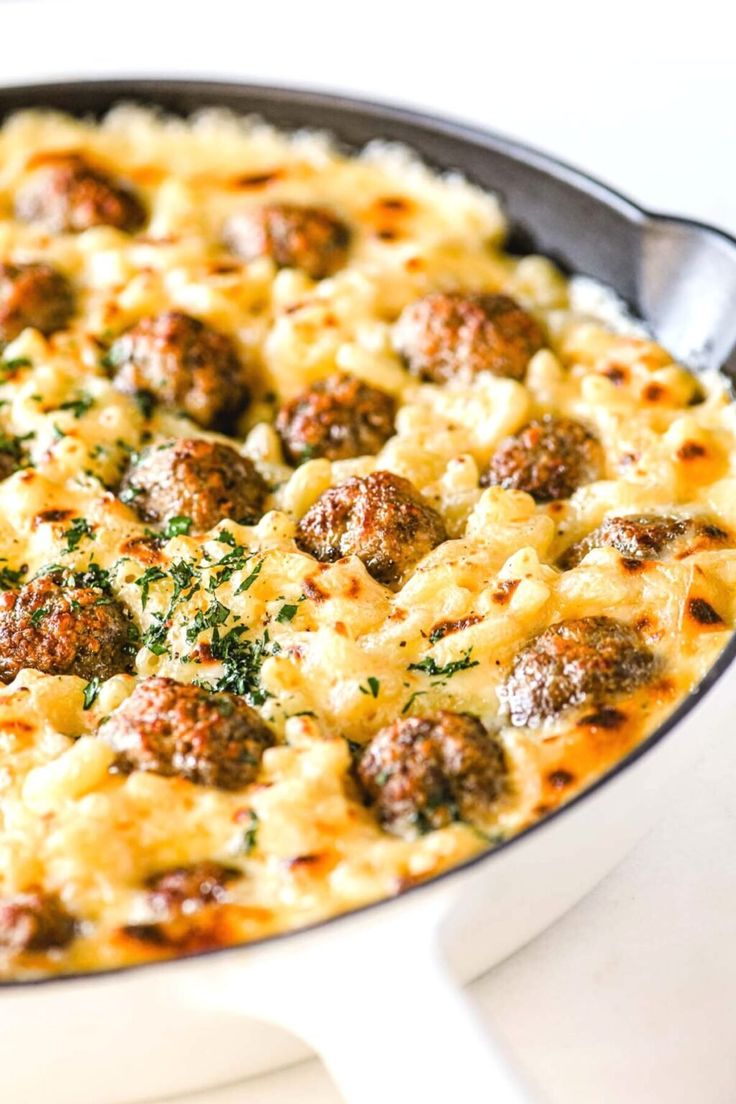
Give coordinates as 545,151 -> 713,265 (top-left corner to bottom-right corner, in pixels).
2,3 -> 736,1101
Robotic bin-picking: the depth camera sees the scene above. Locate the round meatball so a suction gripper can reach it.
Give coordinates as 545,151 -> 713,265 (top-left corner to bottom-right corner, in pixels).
358,711 -> 507,836
145,861 -> 240,916
99,677 -> 275,790
558,513 -> 732,570
0,890 -> 76,953
499,616 -> 658,728
15,154 -> 146,234
121,438 -> 268,532
276,373 -> 396,464
223,202 -> 350,279
0,262 -> 74,345
296,470 -> 447,588
394,292 -> 545,384
109,311 -> 250,430
482,415 -> 604,502
0,575 -> 134,684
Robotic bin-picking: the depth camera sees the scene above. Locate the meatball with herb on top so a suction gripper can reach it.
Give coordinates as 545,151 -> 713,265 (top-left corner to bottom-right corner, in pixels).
358,711 -> 507,836
276,373 -> 396,464
121,438 -> 268,532
296,470 -> 447,588
109,311 -> 250,431
482,415 -> 604,502
499,615 -> 657,728
394,292 -> 545,384
15,153 -> 146,234
99,677 -> 275,791
0,574 -> 134,684
0,261 -> 74,345
224,202 -> 351,280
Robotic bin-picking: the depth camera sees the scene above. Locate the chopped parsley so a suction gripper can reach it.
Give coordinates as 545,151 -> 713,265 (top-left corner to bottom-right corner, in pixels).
0,357 -> 32,379
235,557 -> 264,594
401,689 -> 426,715
62,517 -> 96,553
134,566 -> 167,609
82,677 -> 101,710
57,392 -> 94,419
133,391 -> 156,420
407,648 -> 479,683
30,605 -> 51,627
0,563 -> 26,590
275,603 -> 298,623
163,516 -> 192,539
241,810 -> 259,855
359,676 -> 380,698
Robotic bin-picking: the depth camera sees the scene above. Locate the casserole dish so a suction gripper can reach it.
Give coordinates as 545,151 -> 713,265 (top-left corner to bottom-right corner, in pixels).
1,79 -> 736,1104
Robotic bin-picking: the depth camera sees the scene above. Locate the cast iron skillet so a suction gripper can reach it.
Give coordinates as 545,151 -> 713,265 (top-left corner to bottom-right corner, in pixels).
1,80 -> 736,1104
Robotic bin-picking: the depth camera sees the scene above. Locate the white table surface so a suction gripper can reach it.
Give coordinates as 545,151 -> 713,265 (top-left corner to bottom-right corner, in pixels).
2,4 -> 735,1101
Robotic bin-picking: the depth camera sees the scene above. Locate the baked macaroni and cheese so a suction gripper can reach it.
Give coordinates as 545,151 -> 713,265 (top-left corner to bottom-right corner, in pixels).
0,107 -> 733,978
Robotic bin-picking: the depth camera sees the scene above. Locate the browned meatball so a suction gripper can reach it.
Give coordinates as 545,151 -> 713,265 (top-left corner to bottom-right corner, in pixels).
145,861 -> 241,916
109,311 -> 250,430
482,416 -> 604,502
558,513 -> 732,570
121,438 -> 268,532
0,575 -> 135,684
499,616 -> 657,728
276,373 -> 396,464
15,154 -> 146,234
296,470 -> 447,588
394,292 -> 545,384
0,890 -> 76,953
358,711 -> 507,836
99,677 -> 275,790
0,262 -> 74,345
223,202 -> 350,279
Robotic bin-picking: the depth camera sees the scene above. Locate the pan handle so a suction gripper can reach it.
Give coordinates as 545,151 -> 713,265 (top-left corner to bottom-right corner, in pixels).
225,903 -> 543,1104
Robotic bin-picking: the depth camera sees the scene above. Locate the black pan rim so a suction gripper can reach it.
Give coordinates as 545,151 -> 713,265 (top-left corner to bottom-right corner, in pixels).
1,76 -> 735,990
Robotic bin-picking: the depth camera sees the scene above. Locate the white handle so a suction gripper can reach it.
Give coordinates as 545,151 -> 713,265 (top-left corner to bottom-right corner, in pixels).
303,936 -> 539,1104
212,905 -> 544,1104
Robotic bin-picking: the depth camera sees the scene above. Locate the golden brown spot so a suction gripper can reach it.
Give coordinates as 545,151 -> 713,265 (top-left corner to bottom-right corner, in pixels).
25,148 -> 80,169
230,170 -> 282,189
286,853 -> 323,870
687,597 -> 724,626
119,535 -> 164,564
33,508 -> 73,527
190,641 -> 214,662
1,719 -> 34,735
375,196 -> 413,213
643,383 -> 667,403
677,440 -> 707,460
430,613 -> 482,641
491,579 -> 520,605
621,557 -> 648,573
303,577 -> 328,603
634,616 -> 651,633
208,261 -> 242,276
404,257 -> 424,272
389,607 -> 407,622
579,707 -> 626,729
346,576 -> 362,599
376,229 -> 399,241
603,364 -> 629,385
334,621 -> 348,637
547,768 -> 575,789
